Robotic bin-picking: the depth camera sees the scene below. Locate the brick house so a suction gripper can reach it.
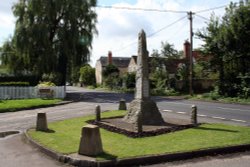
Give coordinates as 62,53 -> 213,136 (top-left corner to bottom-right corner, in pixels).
95,42 -> 214,90
95,51 -> 131,84
127,41 -> 190,76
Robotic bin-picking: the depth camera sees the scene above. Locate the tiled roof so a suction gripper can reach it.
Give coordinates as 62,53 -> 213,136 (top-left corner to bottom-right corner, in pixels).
131,56 -> 187,73
99,56 -> 131,68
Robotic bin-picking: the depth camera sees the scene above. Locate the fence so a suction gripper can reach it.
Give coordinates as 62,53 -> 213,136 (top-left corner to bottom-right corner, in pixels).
0,86 -> 66,100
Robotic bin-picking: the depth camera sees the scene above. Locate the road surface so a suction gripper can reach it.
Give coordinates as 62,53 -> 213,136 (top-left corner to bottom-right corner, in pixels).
0,86 -> 249,167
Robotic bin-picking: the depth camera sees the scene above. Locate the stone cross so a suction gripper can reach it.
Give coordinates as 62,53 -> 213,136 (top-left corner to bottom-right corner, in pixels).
123,29 -> 165,126
135,30 -> 150,99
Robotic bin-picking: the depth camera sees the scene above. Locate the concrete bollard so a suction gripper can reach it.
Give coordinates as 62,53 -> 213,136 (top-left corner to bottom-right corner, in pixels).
118,99 -> 127,110
191,105 -> 197,125
78,124 -> 103,156
36,112 -> 48,131
95,105 -> 101,122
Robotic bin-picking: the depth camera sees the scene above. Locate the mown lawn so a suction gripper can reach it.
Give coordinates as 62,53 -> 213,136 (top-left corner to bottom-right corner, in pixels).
0,99 -> 62,113
28,110 -> 250,160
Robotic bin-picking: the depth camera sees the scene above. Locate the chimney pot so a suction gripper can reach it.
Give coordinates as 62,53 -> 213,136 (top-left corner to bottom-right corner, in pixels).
108,51 -> 112,65
184,41 -> 190,59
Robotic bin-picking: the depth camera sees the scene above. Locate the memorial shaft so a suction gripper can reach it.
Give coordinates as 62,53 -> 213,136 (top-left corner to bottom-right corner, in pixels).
123,29 -> 165,126
135,30 -> 150,99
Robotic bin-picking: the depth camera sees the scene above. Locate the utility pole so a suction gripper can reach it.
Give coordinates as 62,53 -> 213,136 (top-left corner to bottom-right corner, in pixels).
188,11 -> 194,96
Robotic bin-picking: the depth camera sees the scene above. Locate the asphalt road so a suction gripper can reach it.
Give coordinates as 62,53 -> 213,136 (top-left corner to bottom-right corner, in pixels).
0,86 -> 249,167
66,86 -> 250,126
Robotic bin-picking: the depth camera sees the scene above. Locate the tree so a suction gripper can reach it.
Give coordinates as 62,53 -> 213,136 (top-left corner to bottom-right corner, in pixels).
79,64 -> 96,86
160,41 -> 181,59
0,38 -> 27,75
11,0 -> 97,85
197,2 -> 250,97
123,72 -> 136,89
150,49 -> 162,73
103,64 -> 120,89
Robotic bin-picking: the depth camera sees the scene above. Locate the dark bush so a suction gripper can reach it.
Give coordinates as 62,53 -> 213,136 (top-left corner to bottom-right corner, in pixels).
0,76 -> 40,86
0,82 -> 29,86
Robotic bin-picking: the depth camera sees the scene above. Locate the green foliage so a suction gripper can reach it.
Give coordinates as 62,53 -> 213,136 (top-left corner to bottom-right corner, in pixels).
150,68 -> 168,89
160,41 -> 181,59
123,72 -> 136,88
193,62 -> 219,80
87,85 -> 96,89
103,64 -> 121,89
28,110 -> 250,159
0,82 -> 29,86
41,72 -> 62,86
79,64 -> 96,86
197,2 -> 250,97
37,82 -> 56,87
176,63 -> 188,81
0,75 -> 39,86
0,99 -> 61,113
8,0 -> 98,85
0,38 -> 26,75
237,73 -> 250,99
202,86 -> 221,100
151,88 -> 179,96
103,64 -> 119,77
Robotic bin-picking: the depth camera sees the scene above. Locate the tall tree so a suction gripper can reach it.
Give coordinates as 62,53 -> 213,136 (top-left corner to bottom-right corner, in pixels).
160,41 -> 180,59
197,2 -> 250,97
196,14 -> 226,94
11,0 -> 97,85
79,64 -> 96,86
0,38 -> 27,75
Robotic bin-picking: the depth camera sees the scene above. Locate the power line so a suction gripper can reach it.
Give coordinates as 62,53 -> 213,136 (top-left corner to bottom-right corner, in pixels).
195,14 -> 210,22
113,15 -> 187,53
112,41 -> 137,53
96,5 -> 188,13
148,15 -> 187,38
97,3 -> 232,15
195,4 -> 229,13
165,19 -> 189,42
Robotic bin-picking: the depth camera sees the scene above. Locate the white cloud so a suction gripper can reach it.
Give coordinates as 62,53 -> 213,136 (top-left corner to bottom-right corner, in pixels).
91,0 -> 239,66
0,0 -> 17,44
0,0 -> 239,66
91,0 -> 189,66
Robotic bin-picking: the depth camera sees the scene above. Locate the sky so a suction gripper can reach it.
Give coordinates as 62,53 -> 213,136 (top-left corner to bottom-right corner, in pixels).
0,0 -> 240,66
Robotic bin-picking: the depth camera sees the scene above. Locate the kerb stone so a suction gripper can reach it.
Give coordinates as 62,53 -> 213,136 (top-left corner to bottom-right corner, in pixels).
78,124 -> 103,156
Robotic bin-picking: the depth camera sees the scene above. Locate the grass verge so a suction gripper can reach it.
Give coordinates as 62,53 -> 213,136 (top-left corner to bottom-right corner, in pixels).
189,94 -> 250,104
28,110 -> 250,160
0,98 -> 62,113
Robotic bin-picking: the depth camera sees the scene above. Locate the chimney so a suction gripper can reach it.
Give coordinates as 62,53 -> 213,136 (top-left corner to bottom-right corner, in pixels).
184,40 -> 190,60
108,51 -> 112,65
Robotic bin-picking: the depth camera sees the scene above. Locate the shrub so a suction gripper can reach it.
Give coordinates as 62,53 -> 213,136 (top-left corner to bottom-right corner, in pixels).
0,75 -> 39,86
42,72 -> 62,86
0,82 -> 29,86
79,65 -> 96,86
103,64 -> 121,89
37,82 -> 56,87
123,72 -> 136,88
